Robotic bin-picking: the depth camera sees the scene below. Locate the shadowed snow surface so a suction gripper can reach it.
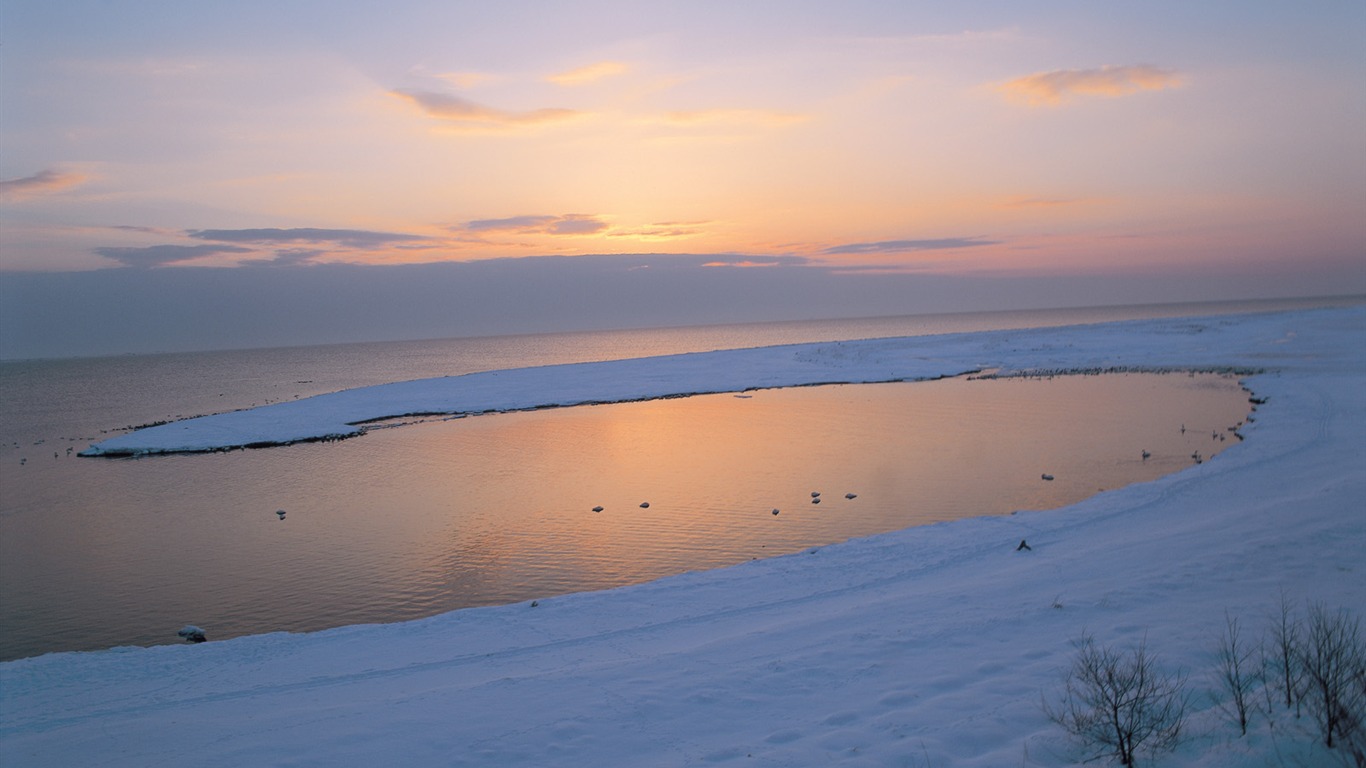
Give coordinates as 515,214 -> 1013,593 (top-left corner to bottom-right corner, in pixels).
4,306 -> 1364,766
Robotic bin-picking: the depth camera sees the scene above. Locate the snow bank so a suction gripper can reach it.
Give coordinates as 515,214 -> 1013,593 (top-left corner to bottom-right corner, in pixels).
81,309 -> 1323,456
6,305 -> 1365,767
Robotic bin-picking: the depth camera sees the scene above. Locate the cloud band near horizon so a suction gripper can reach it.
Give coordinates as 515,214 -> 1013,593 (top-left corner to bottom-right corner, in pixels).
187,228 -> 429,247
822,238 -> 999,255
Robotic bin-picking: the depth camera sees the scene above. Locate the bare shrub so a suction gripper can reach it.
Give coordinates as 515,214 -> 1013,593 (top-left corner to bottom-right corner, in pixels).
1214,611 -> 1258,735
1045,634 -> 1188,767
1266,592 -> 1306,718
1297,603 -> 1365,755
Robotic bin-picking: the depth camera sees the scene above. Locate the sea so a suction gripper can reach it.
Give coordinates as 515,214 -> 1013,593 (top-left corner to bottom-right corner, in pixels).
0,296 -> 1356,661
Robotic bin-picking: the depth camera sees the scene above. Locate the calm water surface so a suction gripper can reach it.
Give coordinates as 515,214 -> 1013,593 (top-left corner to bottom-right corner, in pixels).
0,298 -> 1336,660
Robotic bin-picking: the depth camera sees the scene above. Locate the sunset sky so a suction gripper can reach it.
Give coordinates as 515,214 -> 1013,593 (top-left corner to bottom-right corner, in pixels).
2,0 -> 1363,357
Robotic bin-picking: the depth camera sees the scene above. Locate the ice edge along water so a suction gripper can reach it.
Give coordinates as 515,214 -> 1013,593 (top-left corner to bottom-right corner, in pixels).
81,309 -> 1306,456
5,305 -> 1365,768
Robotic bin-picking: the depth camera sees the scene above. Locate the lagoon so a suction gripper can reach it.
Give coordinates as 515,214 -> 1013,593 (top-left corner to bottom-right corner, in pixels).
3,298 -> 1346,661
0,368 -> 1248,661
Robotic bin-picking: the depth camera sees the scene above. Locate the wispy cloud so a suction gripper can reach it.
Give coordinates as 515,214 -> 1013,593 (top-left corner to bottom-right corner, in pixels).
187,228 -> 428,248
608,221 -> 709,242
464,214 -> 608,236
0,169 -> 89,201
822,237 -> 998,255
465,215 -> 558,232
94,244 -> 253,268
999,65 -> 1183,106
548,216 -> 608,235
108,224 -> 177,235
390,89 -> 579,129
547,60 -> 628,86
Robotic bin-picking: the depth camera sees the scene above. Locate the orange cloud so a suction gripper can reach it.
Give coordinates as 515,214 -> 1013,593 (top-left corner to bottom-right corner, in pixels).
547,60 -> 628,86
0,169 -> 89,201
999,65 -> 1183,106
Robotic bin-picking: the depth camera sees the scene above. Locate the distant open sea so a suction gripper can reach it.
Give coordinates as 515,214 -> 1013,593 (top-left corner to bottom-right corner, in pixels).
0,296 -> 1358,660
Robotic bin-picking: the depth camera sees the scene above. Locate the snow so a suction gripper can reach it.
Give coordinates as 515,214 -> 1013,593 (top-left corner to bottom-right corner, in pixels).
5,305 -> 1365,766
79,309 -> 1338,456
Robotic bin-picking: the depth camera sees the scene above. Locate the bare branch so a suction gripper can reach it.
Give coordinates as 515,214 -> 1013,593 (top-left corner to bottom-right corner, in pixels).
1214,611 -> 1258,735
1045,634 -> 1188,766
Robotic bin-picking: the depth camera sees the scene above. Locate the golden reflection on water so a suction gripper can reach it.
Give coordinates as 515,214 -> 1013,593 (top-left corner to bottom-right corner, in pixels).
0,372 -> 1251,658
379,373 -> 1250,609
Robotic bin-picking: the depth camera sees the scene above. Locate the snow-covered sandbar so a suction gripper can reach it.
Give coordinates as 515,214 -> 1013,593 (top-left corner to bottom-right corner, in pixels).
78,308 -> 1347,456
5,306 -> 1365,766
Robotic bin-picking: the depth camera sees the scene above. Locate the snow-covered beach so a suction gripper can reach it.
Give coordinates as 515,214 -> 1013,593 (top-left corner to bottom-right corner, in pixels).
3,305 -> 1364,766
74,306 -> 1344,457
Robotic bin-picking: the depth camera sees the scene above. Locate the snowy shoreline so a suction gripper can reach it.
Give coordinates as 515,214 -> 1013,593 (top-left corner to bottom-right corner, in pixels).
81,309 -> 1317,456
5,305 -> 1365,767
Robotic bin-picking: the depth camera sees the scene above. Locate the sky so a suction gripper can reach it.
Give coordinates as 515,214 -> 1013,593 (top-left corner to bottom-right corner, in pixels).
1,0 -> 1363,358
